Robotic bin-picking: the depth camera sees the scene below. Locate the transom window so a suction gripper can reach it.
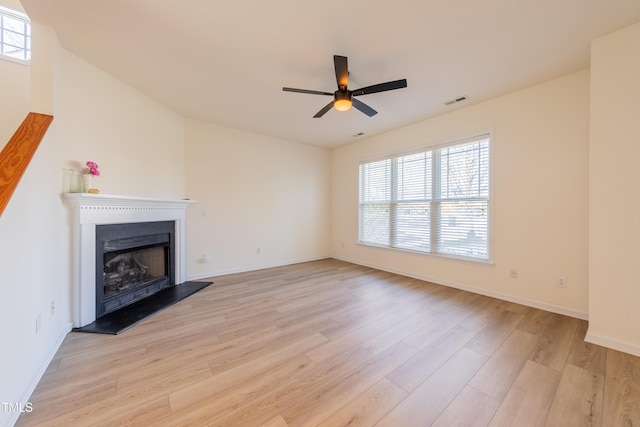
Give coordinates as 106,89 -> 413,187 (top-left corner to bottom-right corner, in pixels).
0,6 -> 30,62
359,134 -> 491,262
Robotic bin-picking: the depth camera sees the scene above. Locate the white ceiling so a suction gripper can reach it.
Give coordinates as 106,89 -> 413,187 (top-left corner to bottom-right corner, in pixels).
20,0 -> 640,148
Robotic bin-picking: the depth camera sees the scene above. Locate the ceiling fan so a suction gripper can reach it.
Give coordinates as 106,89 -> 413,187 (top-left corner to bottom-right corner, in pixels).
283,55 -> 407,118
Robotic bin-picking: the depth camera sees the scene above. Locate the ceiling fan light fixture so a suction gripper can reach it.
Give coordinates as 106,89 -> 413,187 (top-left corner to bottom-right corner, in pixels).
334,99 -> 352,111
334,91 -> 352,112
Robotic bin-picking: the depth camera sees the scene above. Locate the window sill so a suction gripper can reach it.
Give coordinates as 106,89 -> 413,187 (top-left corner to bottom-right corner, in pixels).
357,241 -> 494,265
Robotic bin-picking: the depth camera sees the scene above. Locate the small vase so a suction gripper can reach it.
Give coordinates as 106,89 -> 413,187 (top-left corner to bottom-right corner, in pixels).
67,169 -> 84,193
84,174 -> 99,194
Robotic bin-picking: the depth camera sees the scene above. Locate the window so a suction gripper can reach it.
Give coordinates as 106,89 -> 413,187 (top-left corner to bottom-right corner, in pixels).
0,6 -> 30,62
359,134 -> 491,262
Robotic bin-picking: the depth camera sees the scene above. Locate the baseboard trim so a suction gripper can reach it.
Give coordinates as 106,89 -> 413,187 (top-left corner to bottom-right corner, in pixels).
4,322 -> 72,427
332,256 -> 589,321
186,255 -> 331,281
585,330 -> 640,358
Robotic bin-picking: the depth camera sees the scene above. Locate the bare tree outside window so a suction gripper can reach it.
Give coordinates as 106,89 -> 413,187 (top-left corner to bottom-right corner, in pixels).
0,6 -> 30,62
359,135 -> 491,262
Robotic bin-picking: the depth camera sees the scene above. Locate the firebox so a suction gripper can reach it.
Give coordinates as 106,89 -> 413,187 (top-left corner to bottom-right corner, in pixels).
95,221 -> 175,318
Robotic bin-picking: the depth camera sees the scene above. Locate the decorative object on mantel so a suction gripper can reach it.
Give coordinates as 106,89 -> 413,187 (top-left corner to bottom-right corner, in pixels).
65,168 -> 84,193
83,161 -> 100,194
65,160 -> 101,193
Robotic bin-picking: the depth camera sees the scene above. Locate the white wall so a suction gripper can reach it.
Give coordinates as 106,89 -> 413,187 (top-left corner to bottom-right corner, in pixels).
56,50 -> 185,197
185,120 -> 331,278
588,22 -> 640,356
0,59 -> 29,145
332,70 -> 590,318
0,26 -> 186,426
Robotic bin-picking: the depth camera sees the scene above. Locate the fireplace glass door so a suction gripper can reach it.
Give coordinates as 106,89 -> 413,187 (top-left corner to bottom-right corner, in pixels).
96,221 -> 175,317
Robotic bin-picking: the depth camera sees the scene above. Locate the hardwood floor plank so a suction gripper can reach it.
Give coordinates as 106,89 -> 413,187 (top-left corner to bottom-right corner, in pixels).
530,313 -> 579,371
87,396 -> 173,427
305,310 -> 412,363
205,345 -> 376,427
21,363 -> 212,427
464,309 -> 525,357
432,385 -> 500,427
163,354 -> 317,427
459,299 -> 512,332
387,325 -> 478,392
488,360 -> 560,427
545,363 -> 604,427
168,333 -> 327,412
360,308 -> 444,355
566,320 -> 607,376
469,329 -> 540,400
19,379 -> 118,425
315,299 -> 407,342
259,415 -> 290,427
401,304 -> 474,350
516,306 -> 554,336
602,348 -> 640,426
377,347 -> 487,426
316,378 -> 407,427
283,342 -> 418,426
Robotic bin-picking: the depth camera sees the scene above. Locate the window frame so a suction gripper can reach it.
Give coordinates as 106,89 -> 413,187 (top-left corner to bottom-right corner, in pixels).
358,132 -> 493,264
0,5 -> 31,65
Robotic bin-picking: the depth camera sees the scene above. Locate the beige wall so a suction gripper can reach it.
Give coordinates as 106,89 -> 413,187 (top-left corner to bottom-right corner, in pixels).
0,59 -> 29,146
185,120 -> 331,278
588,22 -> 640,355
55,48 -> 186,198
331,70 -> 590,319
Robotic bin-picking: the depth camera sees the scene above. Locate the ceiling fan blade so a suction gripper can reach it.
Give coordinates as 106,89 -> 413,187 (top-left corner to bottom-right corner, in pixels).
352,79 -> 407,96
313,101 -> 335,118
352,98 -> 378,117
283,87 -> 333,96
334,55 -> 349,90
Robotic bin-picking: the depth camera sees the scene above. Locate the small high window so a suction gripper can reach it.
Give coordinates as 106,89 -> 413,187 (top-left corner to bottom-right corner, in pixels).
0,5 -> 30,63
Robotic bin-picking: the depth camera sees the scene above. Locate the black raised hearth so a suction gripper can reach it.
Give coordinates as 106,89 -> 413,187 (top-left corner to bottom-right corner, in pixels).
72,280 -> 212,334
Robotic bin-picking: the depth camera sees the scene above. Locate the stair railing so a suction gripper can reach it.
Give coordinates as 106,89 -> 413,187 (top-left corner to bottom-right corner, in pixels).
0,112 -> 54,217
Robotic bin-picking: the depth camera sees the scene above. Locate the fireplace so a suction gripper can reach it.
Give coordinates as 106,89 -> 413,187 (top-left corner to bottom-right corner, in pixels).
96,221 -> 175,318
63,194 -> 195,327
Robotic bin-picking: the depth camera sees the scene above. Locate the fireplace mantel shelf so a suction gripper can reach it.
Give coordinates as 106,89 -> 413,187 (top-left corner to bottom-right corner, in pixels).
63,193 -> 196,209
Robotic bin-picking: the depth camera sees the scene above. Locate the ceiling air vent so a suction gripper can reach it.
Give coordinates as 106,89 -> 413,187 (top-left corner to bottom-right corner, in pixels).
444,96 -> 468,106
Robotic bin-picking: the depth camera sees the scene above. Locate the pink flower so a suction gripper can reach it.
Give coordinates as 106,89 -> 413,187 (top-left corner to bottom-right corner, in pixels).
85,161 -> 100,176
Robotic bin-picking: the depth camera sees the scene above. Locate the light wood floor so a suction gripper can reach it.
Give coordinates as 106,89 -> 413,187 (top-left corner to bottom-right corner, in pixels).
16,258 -> 640,426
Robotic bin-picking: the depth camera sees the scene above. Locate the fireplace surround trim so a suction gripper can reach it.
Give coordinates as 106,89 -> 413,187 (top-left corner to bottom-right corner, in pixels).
63,193 -> 196,327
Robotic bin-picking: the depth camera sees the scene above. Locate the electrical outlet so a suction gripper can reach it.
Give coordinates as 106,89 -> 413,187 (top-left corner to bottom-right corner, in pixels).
509,269 -> 518,279
199,254 -> 209,263
556,277 -> 567,288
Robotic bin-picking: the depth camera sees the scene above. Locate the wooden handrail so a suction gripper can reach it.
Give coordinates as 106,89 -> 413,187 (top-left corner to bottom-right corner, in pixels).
0,112 -> 54,217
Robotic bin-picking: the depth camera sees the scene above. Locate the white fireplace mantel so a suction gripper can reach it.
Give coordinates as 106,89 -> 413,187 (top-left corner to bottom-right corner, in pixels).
63,193 -> 196,327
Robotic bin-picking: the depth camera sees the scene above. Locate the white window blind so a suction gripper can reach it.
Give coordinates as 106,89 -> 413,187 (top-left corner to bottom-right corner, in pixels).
359,134 -> 490,261
0,6 -> 30,62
